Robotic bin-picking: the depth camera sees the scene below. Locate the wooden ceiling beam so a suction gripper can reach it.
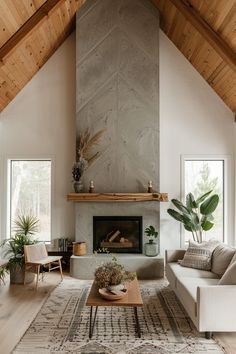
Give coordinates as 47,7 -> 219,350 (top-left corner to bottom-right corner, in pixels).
0,0 -> 64,62
166,0 -> 236,73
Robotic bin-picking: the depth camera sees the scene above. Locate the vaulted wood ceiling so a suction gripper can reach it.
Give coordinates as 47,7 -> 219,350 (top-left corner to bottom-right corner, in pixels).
0,0 -> 235,114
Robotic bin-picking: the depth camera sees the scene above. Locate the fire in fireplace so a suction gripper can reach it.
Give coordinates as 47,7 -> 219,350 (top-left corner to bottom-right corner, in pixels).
93,216 -> 142,253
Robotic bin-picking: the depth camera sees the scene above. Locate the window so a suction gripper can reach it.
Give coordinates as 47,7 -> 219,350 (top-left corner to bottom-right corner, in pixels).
8,160 -> 52,242
183,159 -> 225,243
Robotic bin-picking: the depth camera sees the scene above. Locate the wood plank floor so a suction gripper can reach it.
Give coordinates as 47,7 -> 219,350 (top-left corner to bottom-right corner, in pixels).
0,272 -> 65,354
0,273 -> 236,354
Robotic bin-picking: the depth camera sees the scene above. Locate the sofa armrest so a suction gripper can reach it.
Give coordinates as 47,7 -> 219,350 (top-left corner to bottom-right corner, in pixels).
165,249 -> 186,263
197,285 -> 236,331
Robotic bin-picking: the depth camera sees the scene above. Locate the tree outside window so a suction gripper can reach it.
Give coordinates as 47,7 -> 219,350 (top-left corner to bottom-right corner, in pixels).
9,160 -> 51,242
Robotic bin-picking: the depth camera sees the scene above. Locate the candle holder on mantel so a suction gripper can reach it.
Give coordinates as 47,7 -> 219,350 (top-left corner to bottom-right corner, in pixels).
147,181 -> 153,193
89,180 -> 95,193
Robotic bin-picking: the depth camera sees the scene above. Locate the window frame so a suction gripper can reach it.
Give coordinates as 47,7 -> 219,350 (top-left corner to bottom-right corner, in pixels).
4,156 -> 54,242
180,155 -> 233,247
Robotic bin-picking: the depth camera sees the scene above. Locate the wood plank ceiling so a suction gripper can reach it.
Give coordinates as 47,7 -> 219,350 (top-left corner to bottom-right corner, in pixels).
152,0 -> 236,114
0,0 -> 86,111
0,0 -> 235,114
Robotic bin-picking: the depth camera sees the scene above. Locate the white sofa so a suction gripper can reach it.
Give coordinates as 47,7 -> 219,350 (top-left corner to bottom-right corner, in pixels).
165,249 -> 236,338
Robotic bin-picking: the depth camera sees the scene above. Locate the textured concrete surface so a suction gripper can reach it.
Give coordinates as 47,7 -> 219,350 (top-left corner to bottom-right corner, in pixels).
71,254 -> 164,279
75,202 -> 159,254
76,0 -> 159,192
74,0 -> 160,272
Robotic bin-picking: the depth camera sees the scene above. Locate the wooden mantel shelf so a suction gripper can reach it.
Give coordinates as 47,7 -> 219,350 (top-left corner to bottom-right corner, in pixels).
67,193 -> 168,203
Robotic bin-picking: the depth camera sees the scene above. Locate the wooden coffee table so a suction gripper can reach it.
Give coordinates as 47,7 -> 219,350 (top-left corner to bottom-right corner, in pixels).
86,277 -> 143,338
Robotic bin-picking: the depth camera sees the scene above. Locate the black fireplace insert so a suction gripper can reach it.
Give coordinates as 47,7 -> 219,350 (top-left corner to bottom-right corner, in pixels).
93,216 -> 143,253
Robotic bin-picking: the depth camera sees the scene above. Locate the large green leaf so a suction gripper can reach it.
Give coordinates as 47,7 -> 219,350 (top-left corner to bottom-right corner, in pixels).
200,195 -> 219,215
196,190 -> 212,206
201,214 -> 214,224
190,211 -> 200,225
182,213 -> 192,223
186,193 -> 197,209
201,220 -> 214,231
167,209 -> 185,223
171,199 -> 190,214
184,223 -> 194,232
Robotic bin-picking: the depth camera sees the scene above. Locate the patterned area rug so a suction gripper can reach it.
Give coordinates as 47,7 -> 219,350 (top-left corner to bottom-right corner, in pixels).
14,278 -> 224,353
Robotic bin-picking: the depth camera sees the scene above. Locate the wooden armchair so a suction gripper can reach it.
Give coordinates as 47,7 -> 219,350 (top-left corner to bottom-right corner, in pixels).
24,243 -> 63,289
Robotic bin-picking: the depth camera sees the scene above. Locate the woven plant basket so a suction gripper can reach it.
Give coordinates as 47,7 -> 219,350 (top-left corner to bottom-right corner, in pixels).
73,242 -> 87,256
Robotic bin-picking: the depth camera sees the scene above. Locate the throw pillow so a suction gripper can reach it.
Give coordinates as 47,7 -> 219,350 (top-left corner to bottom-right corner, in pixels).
229,253 -> 236,267
218,261 -> 236,285
211,243 -> 236,276
179,240 -> 219,271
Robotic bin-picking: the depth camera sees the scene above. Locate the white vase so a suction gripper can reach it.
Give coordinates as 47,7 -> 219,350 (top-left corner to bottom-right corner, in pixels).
145,242 -> 159,257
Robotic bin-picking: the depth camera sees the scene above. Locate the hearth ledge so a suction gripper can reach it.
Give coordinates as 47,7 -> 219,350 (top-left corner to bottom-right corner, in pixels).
70,254 -> 164,280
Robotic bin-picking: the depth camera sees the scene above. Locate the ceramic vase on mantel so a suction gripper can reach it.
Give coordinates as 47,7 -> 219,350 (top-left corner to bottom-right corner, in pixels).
73,180 -> 83,193
144,240 -> 159,257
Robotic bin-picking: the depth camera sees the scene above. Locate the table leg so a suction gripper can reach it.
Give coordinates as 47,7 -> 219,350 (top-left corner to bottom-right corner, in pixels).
134,307 -> 141,338
89,306 -> 98,339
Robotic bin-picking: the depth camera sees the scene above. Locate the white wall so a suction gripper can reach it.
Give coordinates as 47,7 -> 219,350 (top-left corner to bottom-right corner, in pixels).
159,31 -> 235,252
0,33 -> 76,241
0,30 -> 235,250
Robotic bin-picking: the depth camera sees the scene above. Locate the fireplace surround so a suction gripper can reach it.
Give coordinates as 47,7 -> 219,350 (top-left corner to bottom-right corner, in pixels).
70,0 -> 164,279
93,216 -> 142,253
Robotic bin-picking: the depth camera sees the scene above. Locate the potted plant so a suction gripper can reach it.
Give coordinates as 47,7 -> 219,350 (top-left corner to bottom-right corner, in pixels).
94,255 -> 136,293
144,225 -> 159,257
1,215 -> 39,284
0,266 -> 8,285
167,190 -> 219,243
72,129 -> 105,193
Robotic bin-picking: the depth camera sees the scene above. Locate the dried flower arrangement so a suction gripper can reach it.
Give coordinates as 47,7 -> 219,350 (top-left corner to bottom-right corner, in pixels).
76,128 -> 105,165
94,255 -> 136,289
72,129 -> 105,192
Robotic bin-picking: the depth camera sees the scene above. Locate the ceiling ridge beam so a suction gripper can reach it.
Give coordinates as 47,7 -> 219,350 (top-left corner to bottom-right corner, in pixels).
0,0 -> 64,62
167,0 -> 236,73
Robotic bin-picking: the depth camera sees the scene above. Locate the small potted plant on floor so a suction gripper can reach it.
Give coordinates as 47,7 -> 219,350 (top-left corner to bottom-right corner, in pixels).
144,225 -> 159,257
1,215 -> 39,284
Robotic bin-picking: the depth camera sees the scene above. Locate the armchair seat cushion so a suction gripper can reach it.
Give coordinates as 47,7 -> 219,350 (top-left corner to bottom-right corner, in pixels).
26,256 -> 62,266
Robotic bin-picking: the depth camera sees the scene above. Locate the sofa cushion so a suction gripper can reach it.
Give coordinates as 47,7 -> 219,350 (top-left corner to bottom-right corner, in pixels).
176,277 -> 219,321
167,262 -> 219,281
211,243 -> 236,276
218,262 -> 236,285
179,240 -> 219,270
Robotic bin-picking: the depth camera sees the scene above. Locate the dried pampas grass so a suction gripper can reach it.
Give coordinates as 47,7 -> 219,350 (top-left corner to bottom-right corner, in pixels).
76,129 -> 105,165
